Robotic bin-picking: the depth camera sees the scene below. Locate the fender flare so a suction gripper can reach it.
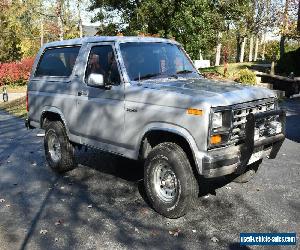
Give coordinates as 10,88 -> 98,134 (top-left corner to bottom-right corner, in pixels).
137,122 -> 205,174
40,107 -> 71,138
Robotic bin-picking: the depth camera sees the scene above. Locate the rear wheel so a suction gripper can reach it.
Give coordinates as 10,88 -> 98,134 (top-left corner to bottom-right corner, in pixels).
144,142 -> 198,218
44,121 -> 76,173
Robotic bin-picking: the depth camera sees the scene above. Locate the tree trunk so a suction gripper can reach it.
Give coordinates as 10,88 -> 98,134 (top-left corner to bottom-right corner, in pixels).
280,0 -> 290,58
56,0 -> 64,41
236,34 -> 241,63
239,37 -> 247,63
297,0 -> 300,32
77,0 -> 83,38
261,33 -> 266,60
254,36 -> 259,61
249,35 -> 254,62
215,32 -> 222,66
40,17 -> 44,47
280,36 -> 286,58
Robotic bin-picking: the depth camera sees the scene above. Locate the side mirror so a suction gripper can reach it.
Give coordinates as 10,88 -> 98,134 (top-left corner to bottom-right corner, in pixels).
87,73 -> 104,87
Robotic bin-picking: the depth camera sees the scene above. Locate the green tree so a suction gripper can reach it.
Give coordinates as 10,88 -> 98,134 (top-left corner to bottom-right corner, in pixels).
0,5 -> 22,62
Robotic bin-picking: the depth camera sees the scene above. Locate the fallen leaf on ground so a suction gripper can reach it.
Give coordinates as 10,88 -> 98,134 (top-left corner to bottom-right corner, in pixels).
5,204 -> 10,207
32,162 -> 37,166
40,229 -> 48,235
169,229 -> 181,237
0,199 -> 5,203
211,236 -> 219,243
55,219 -> 63,226
150,230 -> 159,236
134,227 -> 139,233
88,204 -> 92,208
54,238 -> 59,242
225,186 -> 232,190
139,207 -> 149,215
203,195 -> 210,199
192,229 -> 197,233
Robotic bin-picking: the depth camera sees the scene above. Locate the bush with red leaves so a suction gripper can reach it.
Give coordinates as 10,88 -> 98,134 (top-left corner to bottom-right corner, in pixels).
0,58 -> 34,86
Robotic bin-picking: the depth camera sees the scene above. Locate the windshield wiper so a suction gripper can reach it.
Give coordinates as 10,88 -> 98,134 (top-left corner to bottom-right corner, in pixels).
176,69 -> 194,74
134,73 -> 162,81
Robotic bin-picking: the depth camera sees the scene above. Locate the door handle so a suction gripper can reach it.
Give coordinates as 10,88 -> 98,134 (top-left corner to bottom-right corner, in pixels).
78,90 -> 88,96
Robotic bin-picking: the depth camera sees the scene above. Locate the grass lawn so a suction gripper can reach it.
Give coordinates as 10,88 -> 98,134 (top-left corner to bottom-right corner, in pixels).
0,96 -> 27,118
199,62 -> 257,80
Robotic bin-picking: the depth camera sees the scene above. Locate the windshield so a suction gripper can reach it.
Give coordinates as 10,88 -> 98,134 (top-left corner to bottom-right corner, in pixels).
119,42 -> 200,81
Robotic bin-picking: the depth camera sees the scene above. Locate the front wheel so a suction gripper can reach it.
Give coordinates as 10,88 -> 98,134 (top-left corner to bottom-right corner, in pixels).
144,142 -> 198,218
44,121 -> 77,173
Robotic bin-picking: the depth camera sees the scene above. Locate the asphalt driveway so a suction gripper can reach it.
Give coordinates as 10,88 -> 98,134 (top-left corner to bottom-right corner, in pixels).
0,98 -> 299,250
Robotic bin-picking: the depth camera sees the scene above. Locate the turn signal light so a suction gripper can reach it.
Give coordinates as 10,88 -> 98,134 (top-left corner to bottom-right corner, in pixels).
187,108 -> 203,116
210,134 -> 222,144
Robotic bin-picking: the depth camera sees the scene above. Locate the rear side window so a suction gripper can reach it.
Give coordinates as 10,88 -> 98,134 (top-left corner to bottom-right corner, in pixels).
35,46 -> 80,77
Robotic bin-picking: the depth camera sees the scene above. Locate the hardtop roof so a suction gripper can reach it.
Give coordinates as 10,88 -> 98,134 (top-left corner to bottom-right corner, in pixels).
43,36 -> 179,48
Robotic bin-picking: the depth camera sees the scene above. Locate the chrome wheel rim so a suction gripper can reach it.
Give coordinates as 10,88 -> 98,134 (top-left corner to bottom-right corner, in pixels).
153,163 -> 178,203
48,132 -> 61,162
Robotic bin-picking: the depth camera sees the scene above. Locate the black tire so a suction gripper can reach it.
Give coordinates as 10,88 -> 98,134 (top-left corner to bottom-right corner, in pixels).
44,121 -> 76,173
144,142 -> 198,218
230,160 -> 262,183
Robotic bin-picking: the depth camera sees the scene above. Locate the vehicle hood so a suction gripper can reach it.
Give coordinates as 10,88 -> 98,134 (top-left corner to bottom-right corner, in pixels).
129,77 -> 276,108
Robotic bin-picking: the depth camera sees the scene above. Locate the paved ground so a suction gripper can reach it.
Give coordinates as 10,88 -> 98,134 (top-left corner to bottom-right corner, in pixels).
0,99 -> 299,250
1,92 -> 26,103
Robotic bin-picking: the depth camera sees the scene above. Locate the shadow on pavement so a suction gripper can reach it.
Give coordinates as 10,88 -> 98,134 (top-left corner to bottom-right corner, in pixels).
0,109 -> 294,249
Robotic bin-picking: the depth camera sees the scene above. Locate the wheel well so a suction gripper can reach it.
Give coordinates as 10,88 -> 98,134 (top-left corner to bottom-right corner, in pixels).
140,130 -> 197,172
41,111 -> 64,129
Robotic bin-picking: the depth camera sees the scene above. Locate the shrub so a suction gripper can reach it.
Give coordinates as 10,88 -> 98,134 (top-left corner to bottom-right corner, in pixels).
0,58 -> 34,86
275,47 -> 300,77
236,69 -> 256,85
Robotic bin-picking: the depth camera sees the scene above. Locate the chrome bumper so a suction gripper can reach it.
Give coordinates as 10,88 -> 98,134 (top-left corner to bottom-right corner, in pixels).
202,109 -> 286,178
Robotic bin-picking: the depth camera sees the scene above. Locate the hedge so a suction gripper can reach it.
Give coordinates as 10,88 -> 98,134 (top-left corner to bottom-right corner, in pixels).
276,47 -> 300,77
0,58 -> 34,86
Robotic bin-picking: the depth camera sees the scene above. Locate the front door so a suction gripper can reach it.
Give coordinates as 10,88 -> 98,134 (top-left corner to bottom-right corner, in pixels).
73,42 -> 125,148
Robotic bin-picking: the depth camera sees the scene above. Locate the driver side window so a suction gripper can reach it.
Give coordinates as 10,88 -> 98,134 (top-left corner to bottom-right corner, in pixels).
85,45 -> 121,85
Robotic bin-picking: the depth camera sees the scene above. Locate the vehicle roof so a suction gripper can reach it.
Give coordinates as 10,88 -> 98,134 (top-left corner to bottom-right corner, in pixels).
44,36 -> 180,48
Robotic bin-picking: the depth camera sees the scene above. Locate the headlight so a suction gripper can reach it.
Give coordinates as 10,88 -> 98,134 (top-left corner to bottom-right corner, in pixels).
212,112 -> 223,129
209,109 -> 232,147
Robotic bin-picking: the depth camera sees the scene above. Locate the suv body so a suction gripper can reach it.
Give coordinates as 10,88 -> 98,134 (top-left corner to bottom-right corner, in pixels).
26,36 -> 285,218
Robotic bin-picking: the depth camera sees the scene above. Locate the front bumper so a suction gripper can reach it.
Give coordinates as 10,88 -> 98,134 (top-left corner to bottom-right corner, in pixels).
202,109 -> 286,178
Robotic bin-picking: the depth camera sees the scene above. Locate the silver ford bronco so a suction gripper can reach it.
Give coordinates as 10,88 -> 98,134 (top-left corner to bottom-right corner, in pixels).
26,36 -> 285,218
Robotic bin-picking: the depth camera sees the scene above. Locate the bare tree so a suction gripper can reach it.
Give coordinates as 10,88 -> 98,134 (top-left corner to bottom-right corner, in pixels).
56,0 -> 64,41
297,0 -> 300,32
280,0 -> 290,57
215,32 -> 222,66
77,0 -> 83,38
240,37 -> 247,63
249,35 -> 254,61
254,36 -> 259,61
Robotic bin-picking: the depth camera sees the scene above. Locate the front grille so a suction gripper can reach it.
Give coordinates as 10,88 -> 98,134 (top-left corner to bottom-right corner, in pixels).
229,100 -> 275,144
